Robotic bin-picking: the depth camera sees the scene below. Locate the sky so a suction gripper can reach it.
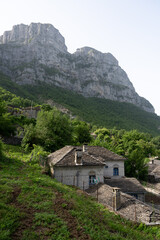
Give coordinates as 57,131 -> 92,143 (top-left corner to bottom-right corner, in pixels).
0,0 -> 160,115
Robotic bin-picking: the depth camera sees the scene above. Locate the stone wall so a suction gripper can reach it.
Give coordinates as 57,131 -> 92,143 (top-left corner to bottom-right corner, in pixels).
103,160 -> 124,178
1,136 -> 22,145
53,166 -> 104,190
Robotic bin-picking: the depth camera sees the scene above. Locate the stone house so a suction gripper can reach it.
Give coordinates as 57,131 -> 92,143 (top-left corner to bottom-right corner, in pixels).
47,145 -> 126,190
148,158 -> 160,183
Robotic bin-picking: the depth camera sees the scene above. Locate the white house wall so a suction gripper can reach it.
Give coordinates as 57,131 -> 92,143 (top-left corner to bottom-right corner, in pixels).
54,166 -> 104,190
104,161 -> 125,178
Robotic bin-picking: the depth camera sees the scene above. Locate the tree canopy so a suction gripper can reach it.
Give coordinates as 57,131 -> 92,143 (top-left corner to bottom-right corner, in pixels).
0,100 -> 15,136
92,128 -> 156,180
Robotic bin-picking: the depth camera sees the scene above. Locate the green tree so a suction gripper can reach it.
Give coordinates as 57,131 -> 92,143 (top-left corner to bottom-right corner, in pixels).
122,131 -> 155,180
29,144 -> 49,166
41,104 -> 52,111
21,123 -> 37,150
72,120 -> 91,144
92,128 -> 156,180
35,109 -> 73,151
151,136 -> 160,158
0,101 -> 15,136
125,149 -> 148,180
0,139 -> 3,159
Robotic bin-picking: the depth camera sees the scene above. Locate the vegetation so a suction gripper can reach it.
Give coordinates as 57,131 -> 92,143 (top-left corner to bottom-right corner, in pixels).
0,100 -> 16,136
0,144 -> 160,240
21,84 -> 160,136
0,98 -> 36,137
0,86 -> 32,107
0,72 -> 36,104
92,128 -> 157,180
22,108 -> 73,151
22,109 -> 91,152
72,118 -> 92,144
0,139 -> 3,158
0,72 -> 160,136
0,83 -> 160,180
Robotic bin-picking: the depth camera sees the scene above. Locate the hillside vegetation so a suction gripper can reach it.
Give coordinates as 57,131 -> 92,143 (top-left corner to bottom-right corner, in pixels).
0,72 -> 160,136
0,144 -> 160,240
1,76 -> 160,181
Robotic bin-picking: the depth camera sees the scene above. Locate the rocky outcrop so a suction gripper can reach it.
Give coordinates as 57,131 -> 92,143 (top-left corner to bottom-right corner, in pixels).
0,23 -> 154,113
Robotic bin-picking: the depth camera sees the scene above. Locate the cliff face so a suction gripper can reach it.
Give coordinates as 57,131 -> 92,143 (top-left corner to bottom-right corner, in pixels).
0,23 -> 154,113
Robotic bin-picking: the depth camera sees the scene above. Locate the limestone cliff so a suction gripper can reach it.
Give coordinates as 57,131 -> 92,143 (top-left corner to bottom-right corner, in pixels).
0,23 -> 154,113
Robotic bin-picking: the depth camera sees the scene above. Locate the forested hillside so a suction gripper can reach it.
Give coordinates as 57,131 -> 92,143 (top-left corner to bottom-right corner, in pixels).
0,84 -> 160,181
0,72 -> 160,136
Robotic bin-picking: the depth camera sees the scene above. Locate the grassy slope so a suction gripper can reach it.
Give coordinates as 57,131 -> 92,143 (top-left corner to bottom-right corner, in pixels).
1,71 -> 160,136
0,144 -> 160,240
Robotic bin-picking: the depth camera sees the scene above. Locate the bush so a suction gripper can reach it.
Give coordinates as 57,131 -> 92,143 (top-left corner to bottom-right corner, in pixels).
29,145 -> 49,166
0,139 -> 3,159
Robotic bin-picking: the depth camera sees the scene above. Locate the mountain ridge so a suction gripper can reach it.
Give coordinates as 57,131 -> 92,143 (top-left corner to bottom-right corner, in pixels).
0,23 -> 154,113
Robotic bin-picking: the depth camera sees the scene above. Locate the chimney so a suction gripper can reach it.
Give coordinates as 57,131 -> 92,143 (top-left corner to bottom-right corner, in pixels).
75,149 -> 83,165
152,159 -> 154,164
112,187 -> 121,211
83,144 -> 88,152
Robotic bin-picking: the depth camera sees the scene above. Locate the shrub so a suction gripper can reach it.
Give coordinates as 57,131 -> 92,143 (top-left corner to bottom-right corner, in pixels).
29,145 -> 48,166
0,139 -> 3,159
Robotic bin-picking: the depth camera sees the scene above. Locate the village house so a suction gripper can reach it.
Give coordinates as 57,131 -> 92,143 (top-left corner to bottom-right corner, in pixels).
86,183 -> 160,224
148,157 -> 160,183
47,145 -> 126,190
105,177 -> 146,202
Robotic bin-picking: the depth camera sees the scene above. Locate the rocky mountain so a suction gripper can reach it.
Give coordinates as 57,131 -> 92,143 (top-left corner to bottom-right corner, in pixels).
0,23 -> 154,113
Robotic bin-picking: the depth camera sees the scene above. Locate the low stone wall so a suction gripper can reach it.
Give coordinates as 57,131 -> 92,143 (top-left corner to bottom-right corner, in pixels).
1,136 -> 22,145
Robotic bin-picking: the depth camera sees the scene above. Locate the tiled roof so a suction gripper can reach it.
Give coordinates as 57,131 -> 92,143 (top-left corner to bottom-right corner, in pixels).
48,145 -> 126,167
87,146 -> 126,162
105,178 -> 146,193
56,150 -> 104,167
152,166 -> 160,176
148,160 -> 160,176
48,146 -> 74,165
48,146 -> 104,167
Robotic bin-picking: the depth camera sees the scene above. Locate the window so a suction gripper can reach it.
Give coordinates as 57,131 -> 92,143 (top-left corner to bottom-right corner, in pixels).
131,193 -> 138,199
113,167 -> 119,176
89,175 -> 96,185
105,165 -> 108,168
